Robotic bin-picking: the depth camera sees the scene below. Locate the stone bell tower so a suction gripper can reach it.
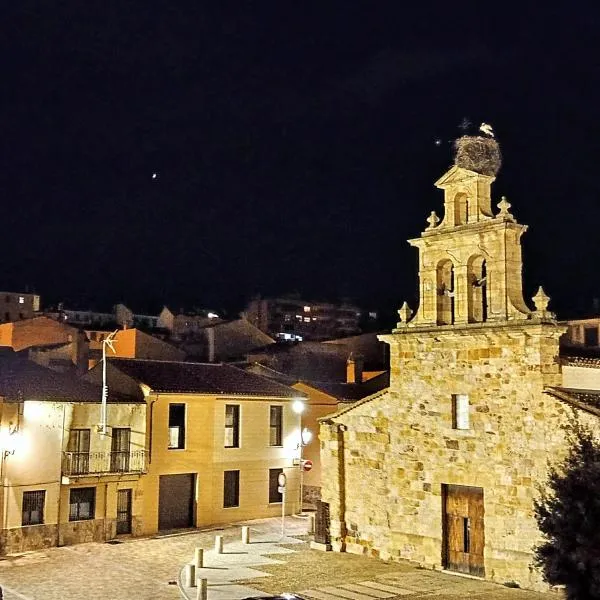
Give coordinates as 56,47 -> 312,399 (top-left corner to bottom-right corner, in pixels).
399,134 -> 534,328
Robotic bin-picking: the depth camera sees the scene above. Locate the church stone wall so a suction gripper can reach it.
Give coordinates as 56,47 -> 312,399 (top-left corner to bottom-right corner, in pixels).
320,321 -> 595,592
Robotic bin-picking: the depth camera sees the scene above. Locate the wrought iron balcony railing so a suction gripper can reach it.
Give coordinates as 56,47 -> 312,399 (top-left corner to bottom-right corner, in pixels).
62,450 -> 146,476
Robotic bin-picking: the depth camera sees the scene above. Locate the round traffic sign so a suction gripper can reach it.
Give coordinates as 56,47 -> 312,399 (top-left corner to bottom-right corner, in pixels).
278,472 -> 287,487
302,459 -> 313,472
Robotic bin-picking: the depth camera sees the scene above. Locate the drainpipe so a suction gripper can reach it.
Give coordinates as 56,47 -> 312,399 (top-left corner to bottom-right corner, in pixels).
148,397 -> 157,464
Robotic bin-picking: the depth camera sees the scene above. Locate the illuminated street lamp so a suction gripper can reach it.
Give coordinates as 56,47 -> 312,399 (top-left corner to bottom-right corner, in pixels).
292,400 -> 312,513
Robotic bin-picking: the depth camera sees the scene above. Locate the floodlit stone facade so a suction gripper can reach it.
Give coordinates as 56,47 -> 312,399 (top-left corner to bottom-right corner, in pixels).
319,140 -> 600,591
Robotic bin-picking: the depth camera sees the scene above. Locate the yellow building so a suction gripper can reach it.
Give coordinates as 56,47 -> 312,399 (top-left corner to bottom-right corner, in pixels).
0,350 -> 145,554
89,358 -> 306,533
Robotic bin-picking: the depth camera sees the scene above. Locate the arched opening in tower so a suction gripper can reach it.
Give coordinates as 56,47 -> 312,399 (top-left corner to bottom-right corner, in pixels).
468,256 -> 488,323
437,259 -> 455,325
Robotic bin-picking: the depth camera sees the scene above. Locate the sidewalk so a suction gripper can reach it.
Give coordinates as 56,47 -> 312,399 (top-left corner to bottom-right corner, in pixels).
178,517 -> 552,600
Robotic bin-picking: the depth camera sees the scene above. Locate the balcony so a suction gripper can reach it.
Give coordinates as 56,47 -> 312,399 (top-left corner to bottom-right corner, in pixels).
62,450 -> 146,476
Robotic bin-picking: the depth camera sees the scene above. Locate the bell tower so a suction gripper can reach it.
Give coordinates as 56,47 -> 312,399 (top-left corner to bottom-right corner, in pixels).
401,133 -> 532,328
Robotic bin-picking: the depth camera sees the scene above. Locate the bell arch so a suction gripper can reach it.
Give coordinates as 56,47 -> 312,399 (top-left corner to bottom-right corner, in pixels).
468,255 -> 488,323
437,259 -> 455,325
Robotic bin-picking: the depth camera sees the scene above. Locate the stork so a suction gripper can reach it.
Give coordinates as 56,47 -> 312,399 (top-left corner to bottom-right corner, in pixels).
479,122 -> 494,138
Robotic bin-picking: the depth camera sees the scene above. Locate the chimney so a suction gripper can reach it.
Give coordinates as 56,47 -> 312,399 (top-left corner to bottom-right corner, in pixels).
346,352 -> 364,384
207,326 -> 215,363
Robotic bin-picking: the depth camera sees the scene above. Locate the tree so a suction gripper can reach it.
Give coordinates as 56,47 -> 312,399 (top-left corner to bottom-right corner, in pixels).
534,421 -> 600,599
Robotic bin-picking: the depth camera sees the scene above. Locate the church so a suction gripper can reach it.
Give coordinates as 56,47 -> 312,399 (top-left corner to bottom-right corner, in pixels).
319,131 -> 600,591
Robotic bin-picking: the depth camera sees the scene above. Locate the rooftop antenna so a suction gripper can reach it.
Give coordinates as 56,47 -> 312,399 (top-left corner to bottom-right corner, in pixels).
98,330 -> 118,435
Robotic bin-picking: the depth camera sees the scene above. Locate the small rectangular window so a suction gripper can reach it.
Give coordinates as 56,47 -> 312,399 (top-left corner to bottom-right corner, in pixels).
225,405 -> 240,448
69,487 -> 95,521
22,490 -> 45,526
269,406 -> 283,446
269,468 -> 283,503
223,470 -> 240,508
452,394 -> 470,430
168,404 -> 186,449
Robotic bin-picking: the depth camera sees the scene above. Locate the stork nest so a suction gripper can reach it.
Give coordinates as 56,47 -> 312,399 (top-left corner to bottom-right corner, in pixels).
453,135 -> 502,176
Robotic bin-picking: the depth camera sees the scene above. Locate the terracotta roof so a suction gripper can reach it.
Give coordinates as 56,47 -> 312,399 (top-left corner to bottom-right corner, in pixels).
0,350 -> 139,403
545,387 -> 600,417
108,357 -> 304,397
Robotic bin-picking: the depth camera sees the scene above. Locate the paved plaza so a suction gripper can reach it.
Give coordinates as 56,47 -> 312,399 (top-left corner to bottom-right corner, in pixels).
0,517 -> 556,600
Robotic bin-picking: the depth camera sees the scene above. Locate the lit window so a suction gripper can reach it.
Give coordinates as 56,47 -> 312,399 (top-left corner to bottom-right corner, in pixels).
303,317 -> 310,323
18,297 -> 25,304
452,394 -> 470,430
304,306 -> 311,313
296,315 -> 302,320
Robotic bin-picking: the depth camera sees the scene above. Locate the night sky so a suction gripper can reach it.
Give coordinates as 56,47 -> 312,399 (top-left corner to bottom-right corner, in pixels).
4,5 -> 600,323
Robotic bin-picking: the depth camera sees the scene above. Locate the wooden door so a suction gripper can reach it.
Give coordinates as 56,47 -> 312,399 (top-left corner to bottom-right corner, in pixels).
443,484 -> 484,577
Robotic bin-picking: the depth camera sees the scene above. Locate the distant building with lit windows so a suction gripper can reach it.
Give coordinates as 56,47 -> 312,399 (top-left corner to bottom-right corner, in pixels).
0,291 -> 40,323
243,295 -> 362,342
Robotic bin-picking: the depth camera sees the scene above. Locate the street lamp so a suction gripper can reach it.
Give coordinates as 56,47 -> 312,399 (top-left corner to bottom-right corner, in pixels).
292,400 -> 312,514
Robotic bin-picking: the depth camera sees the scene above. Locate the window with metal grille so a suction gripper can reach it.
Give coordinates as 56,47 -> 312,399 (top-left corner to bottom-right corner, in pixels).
69,487 -> 95,521
269,468 -> 283,503
67,428 -> 91,475
22,490 -> 45,526
223,470 -> 239,508
269,406 -> 283,446
224,405 -> 240,448
168,404 -> 185,449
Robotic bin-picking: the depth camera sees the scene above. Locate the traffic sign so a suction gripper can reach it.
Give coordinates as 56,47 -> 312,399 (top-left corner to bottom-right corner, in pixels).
277,486 -> 286,493
302,459 -> 313,472
278,472 -> 287,487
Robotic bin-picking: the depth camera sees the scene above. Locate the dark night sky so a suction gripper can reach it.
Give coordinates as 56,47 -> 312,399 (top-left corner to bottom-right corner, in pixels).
3,5 -> 600,323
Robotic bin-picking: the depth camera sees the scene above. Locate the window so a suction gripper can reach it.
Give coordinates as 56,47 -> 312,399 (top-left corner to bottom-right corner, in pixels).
22,490 -> 45,526
225,405 -> 240,448
18,296 -> 24,304
452,394 -> 470,430
67,429 -> 90,475
168,404 -> 185,449
269,468 -> 283,503
223,470 -> 239,508
269,406 -> 283,446
69,487 -> 95,521
110,428 -> 131,471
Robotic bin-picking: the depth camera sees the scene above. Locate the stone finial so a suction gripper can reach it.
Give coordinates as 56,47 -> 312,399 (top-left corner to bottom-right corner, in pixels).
496,196 -> 514,220
532,286 -> 555,319
397,301 -> 413,327
426,211 -> 440,230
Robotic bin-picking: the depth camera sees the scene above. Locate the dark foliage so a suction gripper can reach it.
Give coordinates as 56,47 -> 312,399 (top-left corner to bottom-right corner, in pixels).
534,421 -> 600,599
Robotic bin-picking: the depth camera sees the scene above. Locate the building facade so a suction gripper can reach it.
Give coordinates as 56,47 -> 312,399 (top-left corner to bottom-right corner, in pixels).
0,292 -> 40,324
0,352 -> 145,554
319,140 -> 600,591
88,358 -> 307,534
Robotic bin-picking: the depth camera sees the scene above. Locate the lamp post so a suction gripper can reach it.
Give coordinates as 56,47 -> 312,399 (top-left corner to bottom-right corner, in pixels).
292,400 -> 312,514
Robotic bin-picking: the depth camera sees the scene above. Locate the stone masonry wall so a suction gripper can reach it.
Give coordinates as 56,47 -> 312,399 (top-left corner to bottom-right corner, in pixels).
320,321 -> 596,592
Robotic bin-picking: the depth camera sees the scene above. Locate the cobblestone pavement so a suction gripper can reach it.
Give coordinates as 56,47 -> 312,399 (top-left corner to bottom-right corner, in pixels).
0,517 -> 555,600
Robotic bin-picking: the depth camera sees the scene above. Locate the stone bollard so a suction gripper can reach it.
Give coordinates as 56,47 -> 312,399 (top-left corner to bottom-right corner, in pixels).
308,514 -> 315,535
242,525 -> 250,544
196,577 -> 208,600
184,563 -> 196,588
194,547 -> 204,568
214,535 -> 223,554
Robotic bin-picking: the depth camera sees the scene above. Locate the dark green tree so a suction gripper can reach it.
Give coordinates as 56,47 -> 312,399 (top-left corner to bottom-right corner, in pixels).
534,421 -> 600,599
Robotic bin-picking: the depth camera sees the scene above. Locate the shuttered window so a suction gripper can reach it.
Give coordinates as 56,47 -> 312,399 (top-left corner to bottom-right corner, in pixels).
223,470 -> 239,508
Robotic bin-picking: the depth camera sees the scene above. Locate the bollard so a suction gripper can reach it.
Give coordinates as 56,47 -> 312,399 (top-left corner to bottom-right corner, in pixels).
194,547 -> 204,568
184,563 -> 196,588
196,577 -> 208,600
242,525 -> 250,544
308,514 -> 315,535
214,534 -> 223,554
